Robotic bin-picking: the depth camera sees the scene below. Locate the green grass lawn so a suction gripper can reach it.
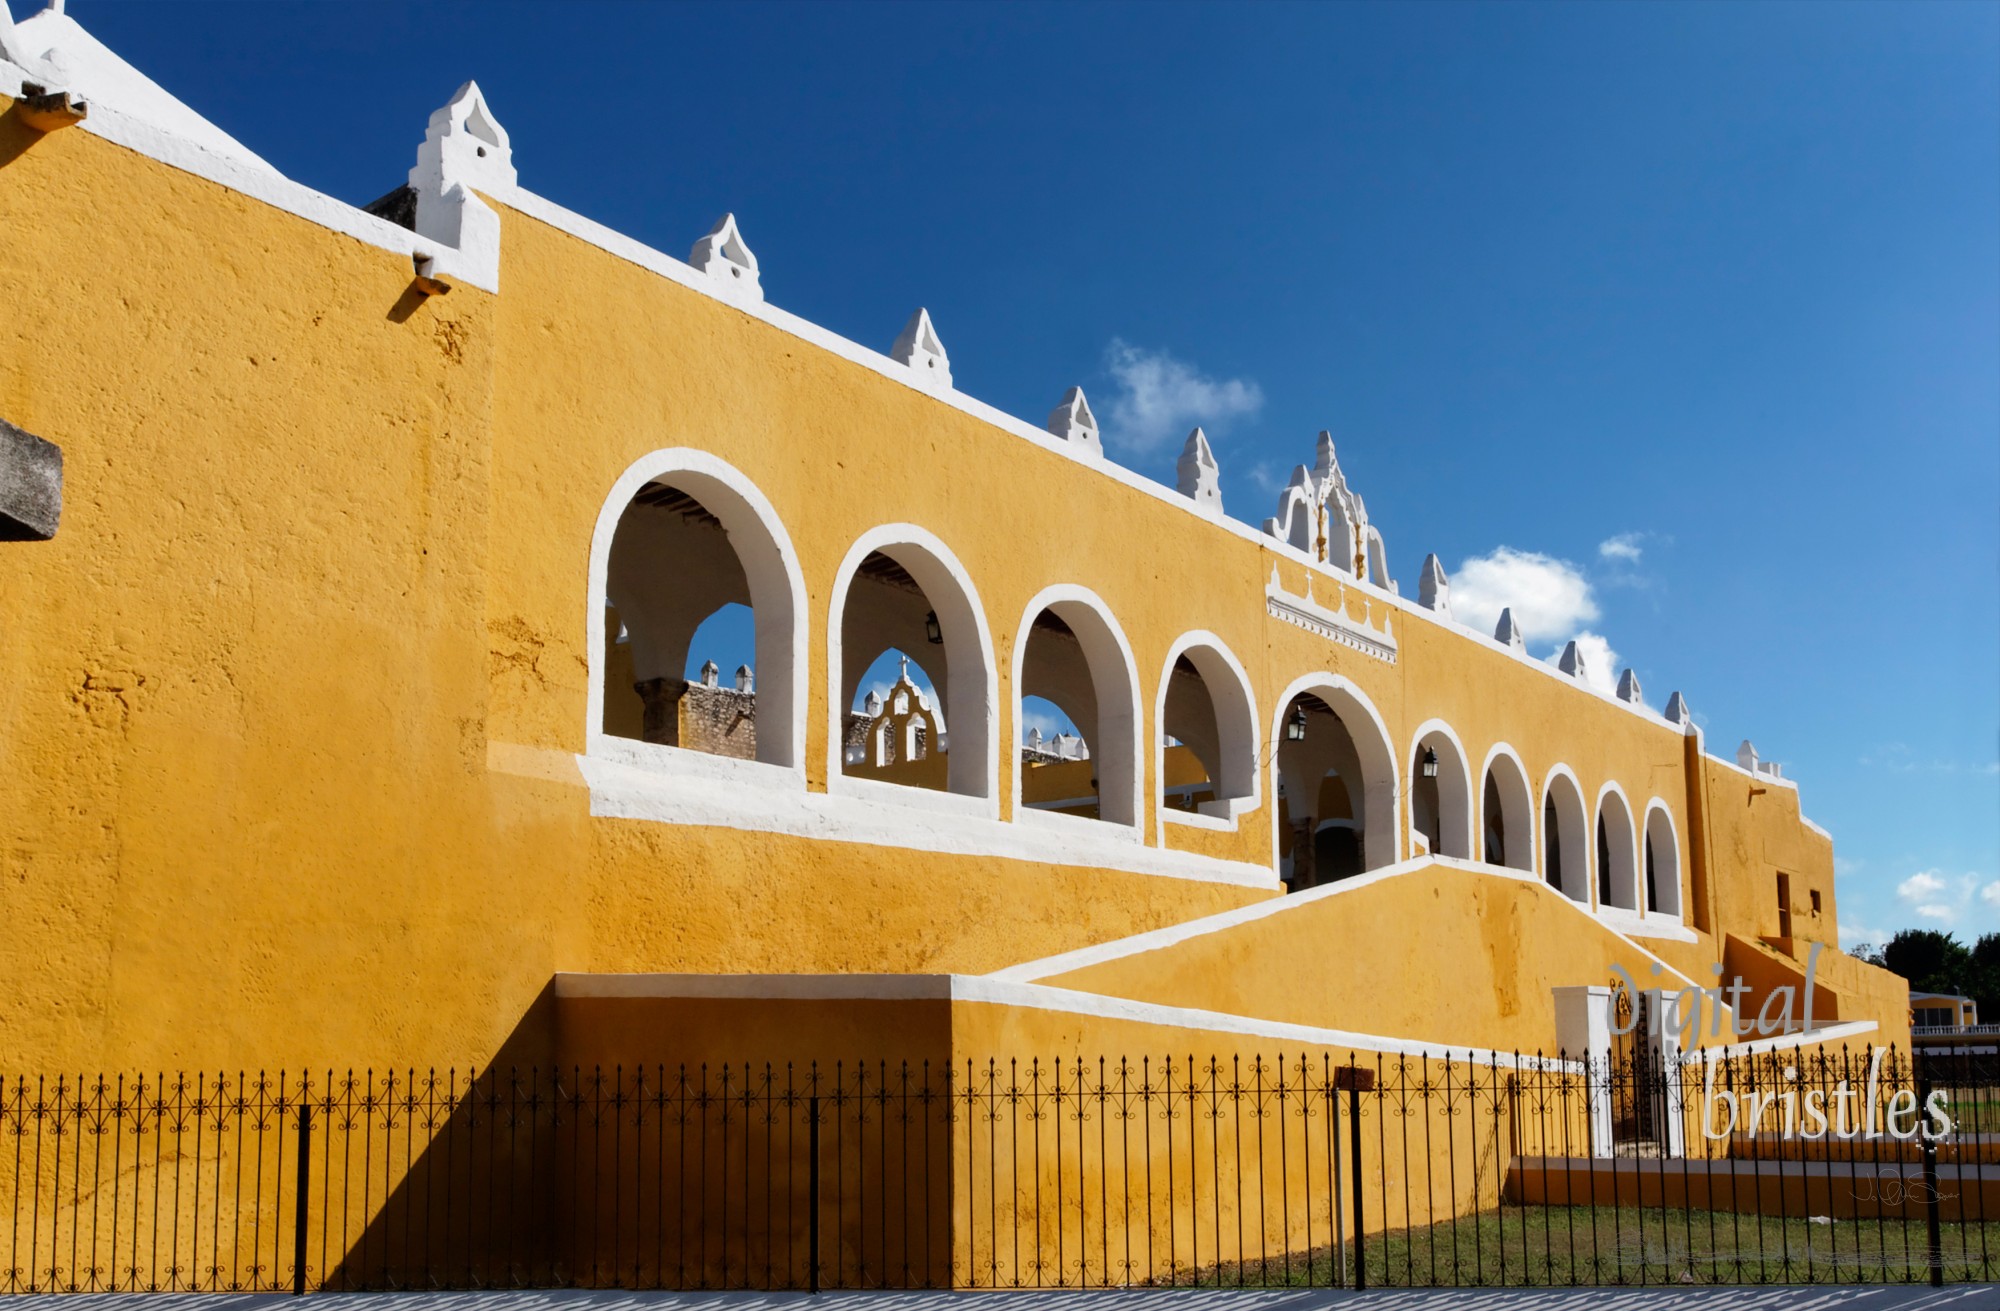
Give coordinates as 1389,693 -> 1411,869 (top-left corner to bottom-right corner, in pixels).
1195,1205 -> 2000,1288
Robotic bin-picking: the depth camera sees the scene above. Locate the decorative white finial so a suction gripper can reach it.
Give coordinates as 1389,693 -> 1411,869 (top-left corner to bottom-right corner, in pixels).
1616,668 -> 1642,705
891,309 -> 951,390
1664,691 -> 1691,726
700,659 -> 720,688
1177,428 -> 1222,513
1556,640 -> 1587,680
411,81 -> 515,193
402,81 -> 511,291
689,214 -> 761,301
1418,555 -> 1451,615
734,664 -> 754,694
1047,387 -> 1101,456
1737,739 -> 1759,771
1493,608 -> 1525,649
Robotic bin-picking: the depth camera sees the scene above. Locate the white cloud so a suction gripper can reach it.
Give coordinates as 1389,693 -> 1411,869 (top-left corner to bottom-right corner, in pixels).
1450,547 -> 1601,644
1915,903 -> 1958,922
1982,881 -> 2000,908
1598,533 -> 1645,564
1100,339 -> 1263,456
1898,870 -> 1948,901
1245,460 -> 1287,495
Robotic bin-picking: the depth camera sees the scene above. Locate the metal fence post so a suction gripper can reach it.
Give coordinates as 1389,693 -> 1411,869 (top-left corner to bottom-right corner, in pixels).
292,1096 -> 312,1296
1918,1064 -> 1943,1288
1337,1064 -> 1372,1292
808,1093 -> 821,1294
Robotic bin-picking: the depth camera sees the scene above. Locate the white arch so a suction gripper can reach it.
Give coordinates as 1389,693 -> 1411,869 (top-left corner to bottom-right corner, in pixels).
1595,781 -> 1640,912
827,524 -> 999,808
1540,765 -> 1590,904
1643,799 -> 1684,919
1407,719 -> 1475,860
1269,486 -> 1314,555
1477,742 -> 1536,873
1269,672 -> 1401,874
586,449 -> 808,773
1155,632 -> 1261,840
1010,584 -> 1143,830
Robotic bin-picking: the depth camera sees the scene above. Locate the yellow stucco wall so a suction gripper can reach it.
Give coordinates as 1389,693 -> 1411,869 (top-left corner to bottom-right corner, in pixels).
0,94 -> 1903,1077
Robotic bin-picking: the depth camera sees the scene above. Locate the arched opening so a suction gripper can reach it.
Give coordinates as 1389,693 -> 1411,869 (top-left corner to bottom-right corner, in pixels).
595,459 -> 802,768
1274,678 -> 1398,891
1597,787 -> 1639,911
1013,590 -> 1140,827
1644,802 -> 1683,918
1479,747 -> 1535,873
1409,723 -> 1473,859
1541,769 -> 1589,903
843,649 -> 946,783
831,530 -> 995,801
1157,636 -> 1258,825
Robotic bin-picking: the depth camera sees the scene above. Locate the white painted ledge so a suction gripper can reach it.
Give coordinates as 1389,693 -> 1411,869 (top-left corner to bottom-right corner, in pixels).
827,770 -> 996,821
587,733 -> 807,790
576,751 -> 1276,890
1688,1019 -> 1880,1061
1597,907 -> 1699,944
991,854 -> 1713,993
1160,806 -> 1239,833
1017,804 -> 1142,844
553,971 -> 1579,1071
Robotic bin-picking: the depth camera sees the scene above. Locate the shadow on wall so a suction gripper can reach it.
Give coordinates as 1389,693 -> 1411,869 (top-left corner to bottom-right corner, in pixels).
319,982 -> 558,1289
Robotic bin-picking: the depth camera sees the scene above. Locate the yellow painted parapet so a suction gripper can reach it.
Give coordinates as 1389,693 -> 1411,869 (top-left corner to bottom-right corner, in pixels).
0,11 -> 1900,1086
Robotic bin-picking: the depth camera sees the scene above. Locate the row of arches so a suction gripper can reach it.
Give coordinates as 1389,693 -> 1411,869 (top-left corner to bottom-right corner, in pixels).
1420,734 -> 1684,917
588,451 -> 1684,919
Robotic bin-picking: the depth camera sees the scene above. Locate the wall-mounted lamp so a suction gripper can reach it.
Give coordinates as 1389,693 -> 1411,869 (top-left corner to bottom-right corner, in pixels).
1421,747 -> 1439,779
1285,706 -> 1308,742
923,610 -> 943,644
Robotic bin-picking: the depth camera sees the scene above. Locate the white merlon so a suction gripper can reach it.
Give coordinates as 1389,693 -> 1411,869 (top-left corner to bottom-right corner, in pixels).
891,308 -> 951,390
407,81 -> 510,291
1494,608 -> 1525,649
700,659 -> 720,688
1737,740 -> 1758,771
1046,387 -> 1101,456
1664,691 -> 1691,727
1177,428 -> 1222,513
1616,668 -> 1642,705
734,664 -> 754,694
1418,554 -> 1451,615
688,213 -> 761,303
1556,639 -> 1587,680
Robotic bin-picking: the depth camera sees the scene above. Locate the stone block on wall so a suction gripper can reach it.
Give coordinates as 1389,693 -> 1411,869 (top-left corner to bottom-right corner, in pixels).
0,418 -> 62,541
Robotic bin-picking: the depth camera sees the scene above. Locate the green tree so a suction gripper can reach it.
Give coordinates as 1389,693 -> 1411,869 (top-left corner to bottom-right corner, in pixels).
1967,933 -> 2000,1023
1882,928 -> 1971,996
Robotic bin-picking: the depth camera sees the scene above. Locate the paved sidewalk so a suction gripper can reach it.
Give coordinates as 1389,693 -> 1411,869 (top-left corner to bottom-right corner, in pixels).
11,1288 -> 1999,1311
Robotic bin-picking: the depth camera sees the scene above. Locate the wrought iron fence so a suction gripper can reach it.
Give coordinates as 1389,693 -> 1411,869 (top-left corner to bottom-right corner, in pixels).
3,1046 -> 1994,1293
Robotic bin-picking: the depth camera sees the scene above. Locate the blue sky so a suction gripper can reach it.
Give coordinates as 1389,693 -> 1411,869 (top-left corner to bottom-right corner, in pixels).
51,1 -> 1998,947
